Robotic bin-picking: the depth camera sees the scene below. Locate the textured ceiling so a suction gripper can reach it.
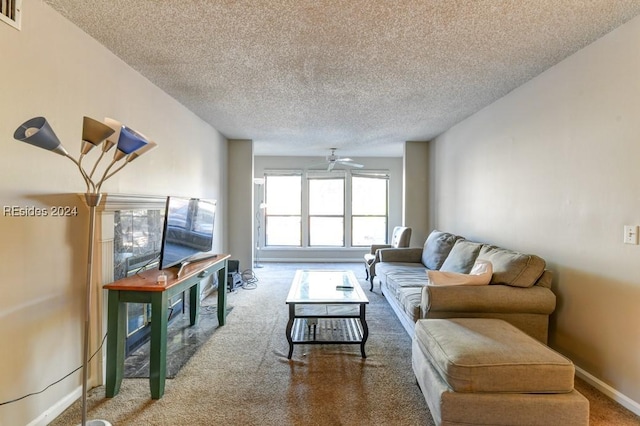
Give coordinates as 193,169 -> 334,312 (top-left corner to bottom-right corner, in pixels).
45,1 -> 640,157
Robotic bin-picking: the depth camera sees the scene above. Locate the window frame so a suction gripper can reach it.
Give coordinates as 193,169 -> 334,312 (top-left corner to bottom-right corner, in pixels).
263,171 -> 303,247
350,171 -> 389,247
307,172 -> 346,247
261,168 -> 389,249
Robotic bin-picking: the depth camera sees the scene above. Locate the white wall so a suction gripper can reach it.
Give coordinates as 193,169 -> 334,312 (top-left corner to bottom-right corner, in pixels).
430,14 -> 640,410
0,2 -> 228,425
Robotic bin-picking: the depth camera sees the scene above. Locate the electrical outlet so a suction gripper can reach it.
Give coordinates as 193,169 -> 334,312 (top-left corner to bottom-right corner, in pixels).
623,225 -> 639,245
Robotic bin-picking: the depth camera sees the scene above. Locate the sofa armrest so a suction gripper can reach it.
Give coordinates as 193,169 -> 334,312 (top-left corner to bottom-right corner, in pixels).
421,284 -> 556,316
377,247 -> 424,263
369,244 -> 391,255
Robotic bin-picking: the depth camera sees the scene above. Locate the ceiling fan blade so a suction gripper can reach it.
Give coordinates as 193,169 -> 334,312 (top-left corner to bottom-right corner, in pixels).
334,158 -> 364,168
327,161 -> 336,171
336,158 -> 362,163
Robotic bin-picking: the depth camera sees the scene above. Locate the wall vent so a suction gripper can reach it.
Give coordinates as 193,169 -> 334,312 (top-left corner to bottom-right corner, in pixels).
1,0 -> 21,30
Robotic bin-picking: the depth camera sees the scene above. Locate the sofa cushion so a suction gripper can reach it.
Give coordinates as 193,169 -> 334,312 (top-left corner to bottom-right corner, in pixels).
439,240 -> 483,273
381,265 -> 428,300
479,245 -> 546,288
421,230 -> 460,270
376,262 -> 427,285
413,318 -> 575,393
427,259 -> 493,286
397,287 -> 423,322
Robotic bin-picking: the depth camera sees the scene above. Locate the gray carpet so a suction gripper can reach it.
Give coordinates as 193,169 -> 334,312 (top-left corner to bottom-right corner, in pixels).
52,263 -> 433,425
51,263 -> 640,425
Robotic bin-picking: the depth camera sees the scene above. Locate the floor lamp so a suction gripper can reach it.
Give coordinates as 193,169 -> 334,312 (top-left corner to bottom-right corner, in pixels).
13,116 -> 157,426
253,178 -> 266,268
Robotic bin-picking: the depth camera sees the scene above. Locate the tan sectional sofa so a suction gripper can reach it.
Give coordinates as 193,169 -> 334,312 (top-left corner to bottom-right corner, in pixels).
375,230 -> 556,343
412,318 -> 589,425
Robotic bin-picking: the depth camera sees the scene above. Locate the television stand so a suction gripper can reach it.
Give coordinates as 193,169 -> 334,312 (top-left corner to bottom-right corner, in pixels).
104,254 -> 230,399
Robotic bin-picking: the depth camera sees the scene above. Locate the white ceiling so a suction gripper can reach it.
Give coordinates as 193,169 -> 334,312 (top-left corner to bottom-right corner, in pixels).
45,1 -> 640,157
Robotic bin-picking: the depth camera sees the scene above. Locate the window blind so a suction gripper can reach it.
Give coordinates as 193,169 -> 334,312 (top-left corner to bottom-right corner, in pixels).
350,170 -> 389,179
306,170 -> 346,179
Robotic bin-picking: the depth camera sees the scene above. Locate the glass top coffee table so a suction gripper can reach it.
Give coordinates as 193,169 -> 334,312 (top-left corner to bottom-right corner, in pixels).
285,270 -> 369,359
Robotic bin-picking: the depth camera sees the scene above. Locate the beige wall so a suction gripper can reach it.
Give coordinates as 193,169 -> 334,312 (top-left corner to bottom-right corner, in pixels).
403,141 -> 430,246
430,15 -> 640,410
254,155 -> 403,261
0,2 -> 228,425
228,140 -> 254,271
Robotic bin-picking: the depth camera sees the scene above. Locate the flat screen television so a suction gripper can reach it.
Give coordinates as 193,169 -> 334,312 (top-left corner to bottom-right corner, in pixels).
159,196 -> 217,270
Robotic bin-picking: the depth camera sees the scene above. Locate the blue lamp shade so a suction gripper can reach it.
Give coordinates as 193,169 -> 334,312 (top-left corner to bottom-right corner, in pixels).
116,125 -> 148,156
13,117 -> 69,156
80,117 -> 115,155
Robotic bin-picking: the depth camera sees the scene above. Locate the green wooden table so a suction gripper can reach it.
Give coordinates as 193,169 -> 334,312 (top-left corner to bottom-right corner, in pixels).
104,254 -> 229,399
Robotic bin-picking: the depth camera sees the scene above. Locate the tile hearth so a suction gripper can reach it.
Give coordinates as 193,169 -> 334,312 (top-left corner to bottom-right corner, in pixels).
123,295 -> 225,378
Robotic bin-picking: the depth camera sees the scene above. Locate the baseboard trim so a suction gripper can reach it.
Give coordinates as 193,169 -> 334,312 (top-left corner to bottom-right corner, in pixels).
575,366 -> 640,416
27,386 -> 81,426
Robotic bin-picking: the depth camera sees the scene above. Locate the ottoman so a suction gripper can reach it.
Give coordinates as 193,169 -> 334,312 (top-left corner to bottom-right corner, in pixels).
412,318 -> 589,426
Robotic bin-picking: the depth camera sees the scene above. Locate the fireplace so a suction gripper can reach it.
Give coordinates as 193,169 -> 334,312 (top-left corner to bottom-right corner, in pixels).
94,194 -> 217,382
95,195 -> 165,368
113,203 -> 194,355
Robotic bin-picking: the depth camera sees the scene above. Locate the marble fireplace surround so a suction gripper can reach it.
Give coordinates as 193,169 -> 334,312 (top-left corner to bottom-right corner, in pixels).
93,193 -> 167,386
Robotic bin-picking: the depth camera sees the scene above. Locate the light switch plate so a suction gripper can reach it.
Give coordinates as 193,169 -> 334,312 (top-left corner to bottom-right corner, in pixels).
624,225 -> 639,245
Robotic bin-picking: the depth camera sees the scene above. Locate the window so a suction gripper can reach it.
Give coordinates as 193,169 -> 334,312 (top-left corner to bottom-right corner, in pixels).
264,173 -> 302,246
262,169 -> 388,249
1,0 -> 21,30
308,173 -> 344,246
351,172 -> 388,246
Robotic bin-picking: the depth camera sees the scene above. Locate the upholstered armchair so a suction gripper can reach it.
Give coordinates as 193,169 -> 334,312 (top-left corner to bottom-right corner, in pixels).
364,226 -> 411,290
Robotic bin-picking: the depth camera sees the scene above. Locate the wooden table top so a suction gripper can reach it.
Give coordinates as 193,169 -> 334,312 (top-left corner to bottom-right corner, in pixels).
103,253 -> 230,292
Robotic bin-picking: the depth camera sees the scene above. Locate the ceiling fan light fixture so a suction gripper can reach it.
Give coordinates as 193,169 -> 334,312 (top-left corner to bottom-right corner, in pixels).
309,148 -> 364,171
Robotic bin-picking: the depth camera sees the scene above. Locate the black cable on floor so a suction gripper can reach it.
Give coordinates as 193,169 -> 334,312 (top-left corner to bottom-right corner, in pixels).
0,333 -> 108,406
241,269 -> 259,289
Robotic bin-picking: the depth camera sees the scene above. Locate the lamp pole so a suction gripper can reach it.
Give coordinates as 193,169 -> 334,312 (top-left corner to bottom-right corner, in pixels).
253,178 -> 265,268
254,206 -> 263,268
80,193 -> 101,426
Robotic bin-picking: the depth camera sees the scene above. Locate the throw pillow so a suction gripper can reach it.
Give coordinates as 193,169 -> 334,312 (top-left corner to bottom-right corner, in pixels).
479,245 -> 546,288
427,259 -> 493,286
439,239 -> 483,273
421,230 -> 460,270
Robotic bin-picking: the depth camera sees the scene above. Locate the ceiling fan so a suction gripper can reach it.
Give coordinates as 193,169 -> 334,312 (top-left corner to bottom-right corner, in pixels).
311,148 -> 364,171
